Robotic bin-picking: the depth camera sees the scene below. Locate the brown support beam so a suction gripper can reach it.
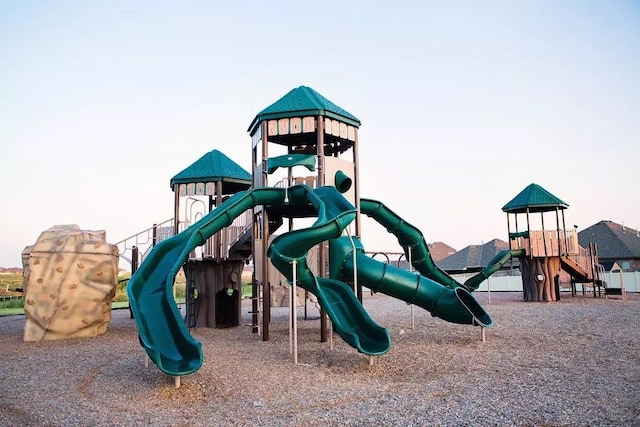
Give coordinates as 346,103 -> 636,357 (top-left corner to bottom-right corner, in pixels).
173,184 -> 180,236
317,115 -> 328,343
555,207 -> 562,257
506,213 -> 512,250
215,180 -> 223,259
353,128 -> 363,302
250,145 -> 259,334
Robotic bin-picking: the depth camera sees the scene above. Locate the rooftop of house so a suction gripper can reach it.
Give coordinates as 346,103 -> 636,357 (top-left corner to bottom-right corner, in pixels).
578,220 -> 640,259
437,238 -> 515,273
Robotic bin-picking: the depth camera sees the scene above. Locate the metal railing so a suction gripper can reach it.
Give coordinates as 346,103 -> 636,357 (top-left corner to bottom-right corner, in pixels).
115,208 -> 255,274
114,218 -> 175,273
219,209 -> 253,258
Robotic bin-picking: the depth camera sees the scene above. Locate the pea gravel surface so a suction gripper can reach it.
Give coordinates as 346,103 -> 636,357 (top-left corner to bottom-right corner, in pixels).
1,292 -> 639,426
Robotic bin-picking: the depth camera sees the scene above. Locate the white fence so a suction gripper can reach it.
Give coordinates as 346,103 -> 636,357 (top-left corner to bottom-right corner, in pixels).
450,271 -> 640,293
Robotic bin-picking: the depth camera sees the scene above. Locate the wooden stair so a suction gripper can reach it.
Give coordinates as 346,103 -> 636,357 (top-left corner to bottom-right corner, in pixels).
560,255 -> 591,282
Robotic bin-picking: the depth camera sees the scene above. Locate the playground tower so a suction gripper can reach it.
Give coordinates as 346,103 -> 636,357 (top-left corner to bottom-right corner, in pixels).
170,150 -> 252,328
503,183 -> 603,301
247,86 -> 362,340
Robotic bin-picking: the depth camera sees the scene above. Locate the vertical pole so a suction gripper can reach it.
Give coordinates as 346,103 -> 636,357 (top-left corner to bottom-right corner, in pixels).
540,212 -> 548,257
506,214 -> 512,250
317,115 -> 328,343
353,128 -> 363,302
329,319 -> 333,350
525,209 -> 531,255
251,147 -> 259,334
292,259 -> 298,365
347,229 -> 358,294
408,247 -> 414,329
589,243 -> 596,297
561,210 -> 569,255
152,224 -> 158,247
555,207 -> 561,257
130,246 -> 139,319
173,184 -> 180,236
215,181 -> 223,259
260,120 -> 270,341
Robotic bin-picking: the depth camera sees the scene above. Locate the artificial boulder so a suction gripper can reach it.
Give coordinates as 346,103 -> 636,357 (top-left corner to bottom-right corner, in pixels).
23,225 -> 119,342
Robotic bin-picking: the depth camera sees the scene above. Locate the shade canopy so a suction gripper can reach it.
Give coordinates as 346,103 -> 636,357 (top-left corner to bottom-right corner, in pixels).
170,149 -> 252,194
247,86 -> 360,136
502,183 -> 569,214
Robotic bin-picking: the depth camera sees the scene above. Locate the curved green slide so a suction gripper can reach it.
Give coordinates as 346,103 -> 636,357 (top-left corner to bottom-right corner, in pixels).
360,198 -> 523,292
127,187 -> 287,376
268,186 -> 391,356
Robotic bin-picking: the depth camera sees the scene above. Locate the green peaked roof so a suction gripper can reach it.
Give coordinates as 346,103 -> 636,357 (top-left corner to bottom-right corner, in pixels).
502,183 -> 569,213
170,149 -> 251,192
247,86 -> 361,135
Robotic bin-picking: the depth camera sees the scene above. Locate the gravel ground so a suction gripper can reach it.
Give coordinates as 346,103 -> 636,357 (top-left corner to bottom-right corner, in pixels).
1,291 -> 639,427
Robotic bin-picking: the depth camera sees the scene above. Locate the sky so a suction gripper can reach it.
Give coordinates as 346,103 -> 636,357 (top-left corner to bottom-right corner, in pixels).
1,1 -> 639,267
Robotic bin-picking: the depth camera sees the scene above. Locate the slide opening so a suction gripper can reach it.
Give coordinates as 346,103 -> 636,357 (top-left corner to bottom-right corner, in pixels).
454,287 -> 493,327
334,170 -> 352,193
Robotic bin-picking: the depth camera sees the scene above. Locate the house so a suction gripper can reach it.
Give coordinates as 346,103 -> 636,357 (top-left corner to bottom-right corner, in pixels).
578,220 -> 640,272
437,238 -> 519,275
394,241 -> 457,270
428,242 -> 457,262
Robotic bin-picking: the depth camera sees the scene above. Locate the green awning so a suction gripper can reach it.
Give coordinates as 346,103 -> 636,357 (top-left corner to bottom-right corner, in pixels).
502,183 -> 569,213
170,149 -> 251,193
248,86 -> 361,136
266,154 -> 316,174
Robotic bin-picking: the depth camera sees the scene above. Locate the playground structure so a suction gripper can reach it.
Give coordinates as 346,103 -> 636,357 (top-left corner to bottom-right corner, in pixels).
125,86 -> 555,385
502,184 -> 605,302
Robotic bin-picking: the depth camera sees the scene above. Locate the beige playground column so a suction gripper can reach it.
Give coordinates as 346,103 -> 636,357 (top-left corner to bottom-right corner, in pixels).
23,225 -> 119,342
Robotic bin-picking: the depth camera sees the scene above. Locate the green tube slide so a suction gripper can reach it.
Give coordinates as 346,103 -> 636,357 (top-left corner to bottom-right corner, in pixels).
329,237 -> 493,327
360,198 -> 460,288
268,186 -> 391,356
360,198 -> 522,292
462,249 -> 525,290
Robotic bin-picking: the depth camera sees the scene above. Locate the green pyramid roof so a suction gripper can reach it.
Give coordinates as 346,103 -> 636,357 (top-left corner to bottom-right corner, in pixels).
247,86 -> 361,135
502,183 -> 569,213
170,149 -> 251,192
